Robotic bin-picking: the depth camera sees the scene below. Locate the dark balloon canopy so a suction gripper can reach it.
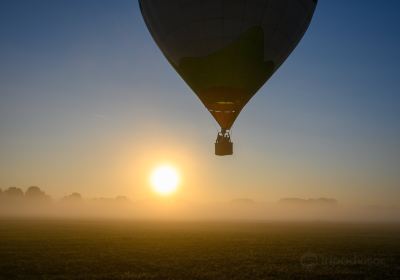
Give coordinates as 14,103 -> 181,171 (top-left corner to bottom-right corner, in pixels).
139,0 -> 318,155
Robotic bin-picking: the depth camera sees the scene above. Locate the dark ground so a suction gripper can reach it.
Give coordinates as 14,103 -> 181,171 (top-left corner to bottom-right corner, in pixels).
0,219 -> 399,280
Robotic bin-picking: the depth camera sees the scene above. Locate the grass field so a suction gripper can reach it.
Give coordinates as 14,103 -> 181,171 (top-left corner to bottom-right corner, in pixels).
0,220 -> 399,280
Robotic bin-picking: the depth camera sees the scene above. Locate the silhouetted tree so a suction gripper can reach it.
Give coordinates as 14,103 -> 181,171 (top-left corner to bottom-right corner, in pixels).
25,186 -> 51,202
4,187 -> 24,198
25,186 -> 44,198
62,192 -> 82,202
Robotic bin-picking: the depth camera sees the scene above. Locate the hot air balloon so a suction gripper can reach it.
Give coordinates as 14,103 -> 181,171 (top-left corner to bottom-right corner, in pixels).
139,0 -> 318,156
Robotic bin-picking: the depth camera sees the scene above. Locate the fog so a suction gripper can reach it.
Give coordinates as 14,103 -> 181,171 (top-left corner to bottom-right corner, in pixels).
0,187 -> 399,222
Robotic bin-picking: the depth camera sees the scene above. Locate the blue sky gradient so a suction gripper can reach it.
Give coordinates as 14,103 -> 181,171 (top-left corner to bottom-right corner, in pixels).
0,0 -> 399,204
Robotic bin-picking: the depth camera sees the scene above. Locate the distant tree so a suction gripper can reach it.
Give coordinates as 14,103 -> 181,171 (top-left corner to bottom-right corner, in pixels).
62,192 -> 83,202
25,186 -> 44,197
25,186 -> 51,201
4,187 -> 24,198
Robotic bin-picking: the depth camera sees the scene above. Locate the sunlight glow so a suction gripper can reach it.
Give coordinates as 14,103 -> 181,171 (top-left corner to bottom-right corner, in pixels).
150,165 -> 180,196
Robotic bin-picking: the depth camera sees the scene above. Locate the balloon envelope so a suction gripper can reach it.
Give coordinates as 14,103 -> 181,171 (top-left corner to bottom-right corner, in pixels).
139,0 -> 317,129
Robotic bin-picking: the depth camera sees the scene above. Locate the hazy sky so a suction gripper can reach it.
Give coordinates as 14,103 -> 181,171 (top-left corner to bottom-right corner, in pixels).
0,0 -> 399,205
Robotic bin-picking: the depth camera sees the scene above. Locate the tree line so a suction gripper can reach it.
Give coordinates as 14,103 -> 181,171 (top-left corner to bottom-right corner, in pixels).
0,186 -> 82,202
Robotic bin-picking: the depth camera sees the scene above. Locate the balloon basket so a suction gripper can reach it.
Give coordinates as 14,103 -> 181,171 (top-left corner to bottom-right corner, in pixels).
215,132 -> 233,156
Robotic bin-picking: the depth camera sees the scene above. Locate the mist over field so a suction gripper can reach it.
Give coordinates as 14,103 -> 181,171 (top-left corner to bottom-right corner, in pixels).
1,186 -> 398,222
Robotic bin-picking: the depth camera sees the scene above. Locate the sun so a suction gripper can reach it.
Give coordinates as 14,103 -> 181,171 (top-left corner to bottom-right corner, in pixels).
150,165 -> 180,196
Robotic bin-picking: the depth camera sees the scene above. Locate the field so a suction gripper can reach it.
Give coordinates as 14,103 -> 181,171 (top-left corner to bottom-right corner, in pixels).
0,220 -> 399,280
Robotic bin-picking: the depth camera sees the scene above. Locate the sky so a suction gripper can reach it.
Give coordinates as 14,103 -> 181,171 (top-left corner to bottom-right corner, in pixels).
0,0 -> 399,206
